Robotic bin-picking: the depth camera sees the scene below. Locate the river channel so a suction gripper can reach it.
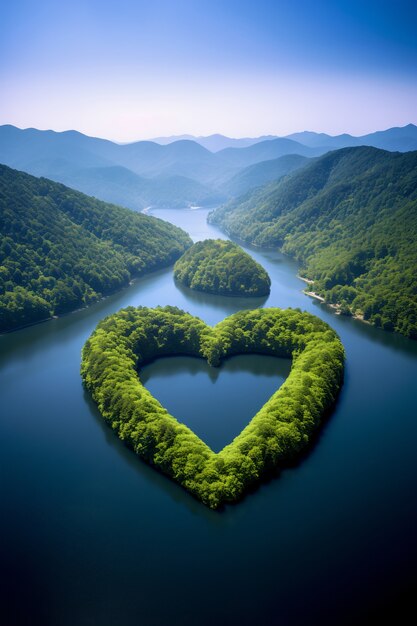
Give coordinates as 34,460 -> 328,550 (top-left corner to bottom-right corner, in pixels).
1,207 -> 416,625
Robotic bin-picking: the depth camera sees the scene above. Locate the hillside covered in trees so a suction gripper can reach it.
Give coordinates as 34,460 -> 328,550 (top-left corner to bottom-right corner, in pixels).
209,147 -> 417,338
0,165 -> 191,332
174,239 -> 271,297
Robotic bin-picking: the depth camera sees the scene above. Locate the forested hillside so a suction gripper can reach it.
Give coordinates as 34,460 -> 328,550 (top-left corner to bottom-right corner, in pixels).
209,147 -> 417,338
0,165 -> 191,331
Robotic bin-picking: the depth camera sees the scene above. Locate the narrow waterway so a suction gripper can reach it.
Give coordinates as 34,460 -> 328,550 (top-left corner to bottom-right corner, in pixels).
1,207 -> 416,626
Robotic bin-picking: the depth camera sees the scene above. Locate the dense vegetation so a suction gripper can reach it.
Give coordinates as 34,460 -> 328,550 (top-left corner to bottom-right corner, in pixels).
81,306 -> 344,508
210,147 -> 417,338
174,239 -> 271,297
0,165 -> 192,332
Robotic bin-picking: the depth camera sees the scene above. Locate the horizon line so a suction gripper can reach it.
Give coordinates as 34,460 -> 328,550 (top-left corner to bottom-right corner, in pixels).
1,121 -> 417,145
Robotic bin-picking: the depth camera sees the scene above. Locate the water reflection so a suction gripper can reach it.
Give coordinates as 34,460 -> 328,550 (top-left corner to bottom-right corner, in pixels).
141,354 -> 291,452
82,388 -> 217,519
173,278 -> 269,312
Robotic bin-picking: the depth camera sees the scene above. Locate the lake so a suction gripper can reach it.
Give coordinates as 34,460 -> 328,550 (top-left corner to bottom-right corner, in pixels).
1,207 -> 417,626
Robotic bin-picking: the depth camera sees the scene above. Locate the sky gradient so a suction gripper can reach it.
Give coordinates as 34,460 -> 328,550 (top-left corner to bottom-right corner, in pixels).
1,0 -> 417,141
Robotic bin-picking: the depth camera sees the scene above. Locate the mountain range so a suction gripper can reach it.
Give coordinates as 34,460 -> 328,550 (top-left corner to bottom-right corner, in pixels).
286,123 -> 417,152
0,123 -> 416,212
149,124 -> 417,153
149,133 -> 278,152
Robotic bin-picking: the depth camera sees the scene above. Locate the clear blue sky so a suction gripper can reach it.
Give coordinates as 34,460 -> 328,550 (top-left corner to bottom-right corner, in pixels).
1,0 -> 416,140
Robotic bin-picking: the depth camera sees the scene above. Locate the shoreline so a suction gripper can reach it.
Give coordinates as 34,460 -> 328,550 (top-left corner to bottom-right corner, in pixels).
303,288 -> 369,324
0,262 -> 176,337
298,274 -> 369,323
304,290 -> 325,302
209,229 -> 375,332
297,275 -> 314,285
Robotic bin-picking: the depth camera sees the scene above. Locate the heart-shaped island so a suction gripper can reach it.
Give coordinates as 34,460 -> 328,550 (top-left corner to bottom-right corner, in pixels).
81,306 -> 344,508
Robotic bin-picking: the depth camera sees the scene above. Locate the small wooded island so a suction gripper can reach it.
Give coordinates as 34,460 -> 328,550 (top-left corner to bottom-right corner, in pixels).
173,239 -> 271,297
82,306 -> 345,508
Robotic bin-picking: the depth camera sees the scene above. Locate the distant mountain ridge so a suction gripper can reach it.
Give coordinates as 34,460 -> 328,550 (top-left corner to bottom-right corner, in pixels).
0,126 -> 225,183
149,133 -> 278,152
286,123 -> 417,152
148,124 -> 417,153
0,123 -> 416,211
0,125 -> 231,209
56,166 -> 224,211
218,154 -> 309,197
216,137 -> 321,166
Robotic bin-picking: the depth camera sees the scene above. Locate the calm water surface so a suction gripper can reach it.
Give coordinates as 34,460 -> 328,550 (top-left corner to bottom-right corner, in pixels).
141,354 -> 291,452
1,207 -> 417,626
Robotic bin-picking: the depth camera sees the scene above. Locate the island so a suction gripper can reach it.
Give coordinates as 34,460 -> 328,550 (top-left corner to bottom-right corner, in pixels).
81,306 -> 345,509
173,239 -> 271,297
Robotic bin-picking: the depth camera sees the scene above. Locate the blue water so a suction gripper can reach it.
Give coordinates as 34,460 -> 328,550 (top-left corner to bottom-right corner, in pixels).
1,207 -> 416,626
141,354 -> 291,452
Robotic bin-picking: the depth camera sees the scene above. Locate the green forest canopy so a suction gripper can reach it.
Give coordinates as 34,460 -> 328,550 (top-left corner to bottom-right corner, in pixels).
209,147 -> 417,339
82,305 -> 344,508
174,239 -> 271,296
0,164 -> 192,332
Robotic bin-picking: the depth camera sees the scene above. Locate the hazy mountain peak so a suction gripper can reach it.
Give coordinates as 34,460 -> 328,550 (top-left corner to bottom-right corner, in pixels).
148,133 -> 278,152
